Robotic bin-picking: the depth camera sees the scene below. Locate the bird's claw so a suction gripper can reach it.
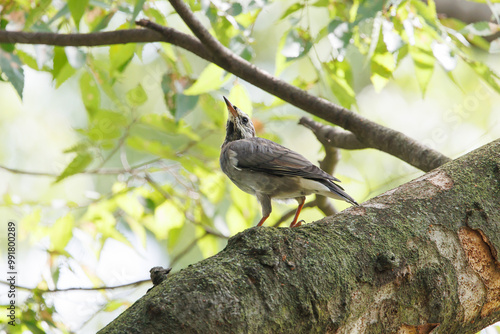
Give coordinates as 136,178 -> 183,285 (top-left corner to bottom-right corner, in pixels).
290,219 -> 305,228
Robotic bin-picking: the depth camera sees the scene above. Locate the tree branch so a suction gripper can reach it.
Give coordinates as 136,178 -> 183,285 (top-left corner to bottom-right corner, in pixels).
165,0 -> 451,171
0,279 -> 150,293
0,13 -> 451,172
314,134 -> 340,217
299,117 -> 367,150
98,139 -> 500,333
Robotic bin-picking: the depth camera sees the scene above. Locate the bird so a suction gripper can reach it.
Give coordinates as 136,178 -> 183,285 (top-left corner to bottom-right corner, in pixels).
220,96 -> 358,228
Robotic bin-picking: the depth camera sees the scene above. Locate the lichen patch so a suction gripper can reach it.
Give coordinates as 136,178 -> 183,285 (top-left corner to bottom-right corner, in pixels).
362,202 -> 390,210
428,225 -> 485,322
458,226 -> 500,317
426,170 -> 454,190
397,323 -> 439,334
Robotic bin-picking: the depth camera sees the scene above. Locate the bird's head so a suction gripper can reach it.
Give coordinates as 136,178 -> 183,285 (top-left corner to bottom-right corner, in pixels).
223,96 -> 256,143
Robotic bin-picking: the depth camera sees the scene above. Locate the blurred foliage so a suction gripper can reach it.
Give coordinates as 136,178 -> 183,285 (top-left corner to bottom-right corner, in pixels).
0,0 -> 499,332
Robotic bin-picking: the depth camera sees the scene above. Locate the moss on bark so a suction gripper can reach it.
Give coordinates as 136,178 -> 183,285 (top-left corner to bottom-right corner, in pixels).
99,139 -> 500,334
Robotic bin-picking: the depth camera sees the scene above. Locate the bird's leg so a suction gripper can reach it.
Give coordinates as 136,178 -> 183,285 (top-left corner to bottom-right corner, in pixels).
256,193 -> 272,227
257,214 -> 270,226
290,197 -> 306,228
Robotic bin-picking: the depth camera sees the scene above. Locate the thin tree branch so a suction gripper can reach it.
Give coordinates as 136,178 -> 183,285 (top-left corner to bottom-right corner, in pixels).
0,279 -> 150,293
0,165 -> 58,177
0,26 -> 215,62
299,117 -> 367,150
0,164 -> 125,176
315,137 -> 340,217
0,158 -> 163,177
143,172 -> 172,200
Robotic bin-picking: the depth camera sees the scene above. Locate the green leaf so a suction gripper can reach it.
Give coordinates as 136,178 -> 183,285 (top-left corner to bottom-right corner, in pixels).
183,64 -> 231,95
126,84 -> 148,106
52,47 -> 76,88
80,72 -> 100,117
198,168 -> 225,203
173,94 -> 199,121
465,59 -> 500,94
55,152 -> 93,183
132,0 -> 146,21
196,233 -> 219,259
16,50 -> 39,70
116,194 -> 144,220
281,29 -> 312,60
228,84 -> 252,115
440,17 -> 490,51
0,50 -> 24,99
410,0 -> 438,30
88,110 -> 128,141
353,0 -> 384,23
275,32 -> 290,76
50,214 -> 74,252
127,135 -> 175,159
410,30 -> 435,96
147,201 -> 185,239
109,43 -> 136,73
460,22 -> 500,37
200,94 -> 225,126
0,20 -> 14,52
370,24 -> 395,92
325,60 -> 356,109
67,0 -> 89,28
90,11 -> 115,32
280,3 -> 304,20
24,0 -> 52,29
104,300 -> 127,312
144,7 -> 166,26
68,0 -> 89,28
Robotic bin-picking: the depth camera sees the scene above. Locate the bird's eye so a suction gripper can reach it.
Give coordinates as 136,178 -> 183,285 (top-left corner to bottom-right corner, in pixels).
241,117 -> 249,124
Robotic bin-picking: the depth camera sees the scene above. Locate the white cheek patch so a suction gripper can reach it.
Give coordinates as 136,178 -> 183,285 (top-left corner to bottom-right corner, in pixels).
228,149 -> 241,170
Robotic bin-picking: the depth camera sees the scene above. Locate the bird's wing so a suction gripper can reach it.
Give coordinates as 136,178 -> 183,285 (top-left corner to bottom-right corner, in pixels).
226,137 -> 341,182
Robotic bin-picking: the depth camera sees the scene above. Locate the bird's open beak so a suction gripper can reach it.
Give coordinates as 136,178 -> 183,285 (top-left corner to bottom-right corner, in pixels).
223,96 -> 238,118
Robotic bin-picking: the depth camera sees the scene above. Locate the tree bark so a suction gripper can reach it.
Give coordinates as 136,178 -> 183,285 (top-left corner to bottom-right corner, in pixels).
98,139 -> 500,334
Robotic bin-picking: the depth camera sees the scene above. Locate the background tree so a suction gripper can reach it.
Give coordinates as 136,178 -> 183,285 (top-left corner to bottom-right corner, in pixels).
0,0 -> 499,333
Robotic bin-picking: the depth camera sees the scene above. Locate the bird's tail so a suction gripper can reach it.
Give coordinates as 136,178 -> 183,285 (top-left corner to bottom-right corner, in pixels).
322,180 -> 359,206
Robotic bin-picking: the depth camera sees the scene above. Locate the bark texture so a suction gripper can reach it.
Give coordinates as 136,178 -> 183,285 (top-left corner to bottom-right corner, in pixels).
99,139 -> 500,334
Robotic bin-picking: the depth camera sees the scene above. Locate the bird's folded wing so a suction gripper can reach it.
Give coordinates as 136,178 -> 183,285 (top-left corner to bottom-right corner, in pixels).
227,138 -> 341,182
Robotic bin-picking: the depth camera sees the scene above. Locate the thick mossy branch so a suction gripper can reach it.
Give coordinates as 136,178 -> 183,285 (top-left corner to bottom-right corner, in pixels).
99,140 -> 500,334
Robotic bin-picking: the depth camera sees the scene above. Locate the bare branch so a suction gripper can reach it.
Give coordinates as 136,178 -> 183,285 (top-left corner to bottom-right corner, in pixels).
299,117 -> 367,150
315,141 -> 340,217
0,164 -> 140,176
0,164 -> 58,177
0,29 -> 161,46
0,279 -> 150,293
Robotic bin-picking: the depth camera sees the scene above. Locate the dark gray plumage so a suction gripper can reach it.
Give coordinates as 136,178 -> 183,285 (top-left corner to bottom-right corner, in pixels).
220,96 -> 358,227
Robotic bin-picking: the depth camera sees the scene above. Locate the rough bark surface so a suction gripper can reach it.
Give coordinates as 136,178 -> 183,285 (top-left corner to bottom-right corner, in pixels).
99,140 -> 500,334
